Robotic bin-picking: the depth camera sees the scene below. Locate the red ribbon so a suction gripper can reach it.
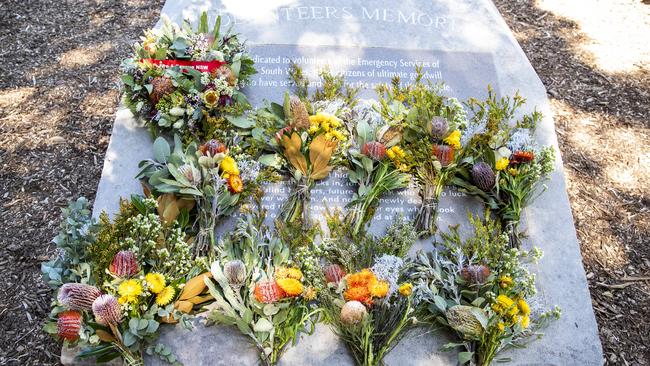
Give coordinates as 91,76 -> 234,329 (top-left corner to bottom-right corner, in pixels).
140,59 -> 226,72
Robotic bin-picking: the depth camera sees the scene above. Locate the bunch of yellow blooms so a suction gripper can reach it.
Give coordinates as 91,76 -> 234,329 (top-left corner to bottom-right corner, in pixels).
308,112 -> 347,142
492,294 -> 531,330
275,267 -> 304,297
443,130 -> 462,149
344,269 -> 389,306
385,146 -> 411,172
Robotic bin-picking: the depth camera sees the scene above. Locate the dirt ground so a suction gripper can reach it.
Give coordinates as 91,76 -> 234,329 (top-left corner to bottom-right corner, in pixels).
0,0 -> 647,365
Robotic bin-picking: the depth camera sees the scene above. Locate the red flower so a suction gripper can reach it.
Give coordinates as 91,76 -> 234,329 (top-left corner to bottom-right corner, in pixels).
361,141 -> 387,161
227,175 -> 244,194
254,280 -> 284,303
57,311 -> 82,341
323,264 -> 346,284
510,150 -> 535,164
432,144 -> 455,167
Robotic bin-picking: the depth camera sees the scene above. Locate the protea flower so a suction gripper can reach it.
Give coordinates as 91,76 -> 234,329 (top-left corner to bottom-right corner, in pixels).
361,141 -> 387,161
460,265 -> 491,284
199,139 -> 227,156
212,65 -> 237,86
178,164 -> 202,186
223,260 -> 246,288
324,264 -> 346,284
446,305 -> 485,339
109,250 -> 138,277
429,116 -> 449,139
226,175 -> 244,194
57,310 -> 83,341
471,162 -> 496,191
432,144 -> 455,167
254,280 -> 283,304
58,283 -> 102,311
92,295 -> 122,325
340,300 -> 367,325
289,96 -> 310,130
511,150 -> 535,164
149,76 -> 174,105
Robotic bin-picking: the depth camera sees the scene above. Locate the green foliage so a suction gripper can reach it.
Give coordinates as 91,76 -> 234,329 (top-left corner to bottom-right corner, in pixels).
288,63 -> 359,108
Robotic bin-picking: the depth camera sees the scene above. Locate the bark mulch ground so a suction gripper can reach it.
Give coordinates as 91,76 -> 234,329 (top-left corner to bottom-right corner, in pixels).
0,0 -> 647,365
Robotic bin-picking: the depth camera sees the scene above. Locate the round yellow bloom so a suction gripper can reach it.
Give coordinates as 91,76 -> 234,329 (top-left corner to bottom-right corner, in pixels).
219,156 -> 239,177
369,280 -> 389,298
145,273 -> 166,294
203,90 -> 219,108
443,130 -> 462,149
508,168 -> 519,176
118,279 -> 143,304
386,148 -> 396,160
156,286 -> 176,306
275,267 -> 303,281
308,125 -> 319,135
520,315 -> 530,328
331,130 -> 346,141
492,294 -> 515,316
517,298 -> 530,316
497,321 -> 506,332
495,157 -> 509,171
499,276 -> 513,289
277,278 -> 303,297
398,283 -> 413,296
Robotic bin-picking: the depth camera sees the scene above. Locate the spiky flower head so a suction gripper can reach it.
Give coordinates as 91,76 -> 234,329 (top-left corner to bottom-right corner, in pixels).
340,300 -> 367,325
471,162 -> 496,191
156,286 -> 175,306
57,310 -> 83,341
149,76 -> 174,105
178,164 -> 202,186
361,141 -> 387,161
460,264 -> 491,284
199,139 -> 227,156
429,117 -> 449,139
289,95 -> 310,130
58,283 -> 102,311
92,295 -> 122,325
446,305 -> 485,339
109,250 -> 139,277
145,273 -> 166,294
432,144 -> 455,167
254,280 -> 283,304
223,260 -> 246,288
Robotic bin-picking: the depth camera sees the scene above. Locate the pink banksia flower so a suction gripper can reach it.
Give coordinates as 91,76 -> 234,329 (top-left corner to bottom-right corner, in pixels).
432,144 -> 455,167
57,310 -> 83,341
324,264 -> 346,284
109,250 -> 139,277
92,295 -> 123,325
471,162 -> 496,191
361,141 -> 387,161
58,283 -> 102,311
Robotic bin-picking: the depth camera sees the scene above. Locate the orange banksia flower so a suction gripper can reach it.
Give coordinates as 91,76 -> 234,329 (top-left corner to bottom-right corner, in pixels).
254,280 -> 284,303
57,310 -> 83,341
510,150 -> 535,164
432,144 -> 455,167
361,141 -> 387,161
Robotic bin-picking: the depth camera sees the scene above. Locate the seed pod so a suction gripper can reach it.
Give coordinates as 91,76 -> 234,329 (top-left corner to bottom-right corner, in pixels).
340,300 -> 367,325
289,96 -> 310,130
510,150 -> 535,164
199,139 -> 227,156
378,125 -> 403,147
223,260 -> 246,288
471,162 -> 496,191
92,295 -> 123,325
226,175 -> 244,194
460,265 -> 491,284
324,264 -> 346,284
361,141 -> 387,161
57,310 -> 83,341
432,144 -> 455,167
429,117 -> 449,139
254,280 -> 283,304
446,305 -> 485,339
58,283 -> 102,311
109,251 -> 139,277
149,76 -> 174,105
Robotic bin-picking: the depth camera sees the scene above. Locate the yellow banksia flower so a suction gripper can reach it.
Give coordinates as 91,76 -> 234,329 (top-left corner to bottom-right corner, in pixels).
118,279 -> 143,304
145,273 -> 166,294
220,156 -> 239,177
443,130 -> 462,149
398,283 -> 413,296
156,286 -> 175,306
277,278 -> 303,297
495,157 -> 509,171
369,280 -> 389,298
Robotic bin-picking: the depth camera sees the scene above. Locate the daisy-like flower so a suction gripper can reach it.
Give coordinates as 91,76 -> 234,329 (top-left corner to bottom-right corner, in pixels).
276,278 -> 303,297
443,130 -> 462,149
275,267 -> 303,281
495,157 -> 510,171
398,283 -> 413,296
156,286 -> 176,306
118,279 -> 143,304
145,273 -> 166,294
219,156 -> 239,177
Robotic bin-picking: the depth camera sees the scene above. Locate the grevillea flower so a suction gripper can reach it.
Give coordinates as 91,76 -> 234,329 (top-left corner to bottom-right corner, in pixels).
275,267 -> 303,281
275,126 -> 294,142
432,144 -> 455,167
117,279 -> 143,304
58,283 -> 102,311
276,278 -> 303,297
223,260 -> 246,288
398,283 -> 413,296
495,157 -> 509,171
226,175 -> 244,193
324,264 -> 346,284
446,305 -> 485,339
340,301 -> 367,325
145,273 -> 166,294
156,286 -> 175,306
471,162 -> 496,191
460,265 -> 491,284
199,139 -> 227,156
443,130 -> 462,149
92,295 -> 122,325
109,250 -> 138,277
361,141 -> 387,161
254,280 -> 283,304
429,117 -> 449,139
219,156 -> 239,178
57,310 -> 83,341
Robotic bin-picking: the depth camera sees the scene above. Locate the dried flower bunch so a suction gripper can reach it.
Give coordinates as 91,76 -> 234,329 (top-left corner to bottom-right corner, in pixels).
121,12 -> 256,139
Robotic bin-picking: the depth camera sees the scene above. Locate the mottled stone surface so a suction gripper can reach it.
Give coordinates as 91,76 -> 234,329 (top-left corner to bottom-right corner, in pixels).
77,0 -> 604,365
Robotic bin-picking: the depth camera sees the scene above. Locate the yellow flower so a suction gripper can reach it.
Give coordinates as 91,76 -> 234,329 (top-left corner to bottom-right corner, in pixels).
331,130 -> 346,141
497,321 -> 506,332
499,276 -> 513,289
444,130 -> 462,149
156,286 -> 175,306
308,115 -> 321,127
303,286 -> 317,301
492,295 -> 515,316
203,90 -> 219,108
386,148 -> 396,160
520,315 -> 530,328
398,283 -> 413,296
275,267 -> 303,281
118,279 -> 143,304
495,157 -> 509,171
508,168 -> 519,176
308,125 -> 319,135
394,146 -> 406,158
145,273 -> 166,294
517,298 -> 530,316
219,156 -> 239,177
277,278 -> 303,297
369,280 -> 389,298
325,132 -> 334,140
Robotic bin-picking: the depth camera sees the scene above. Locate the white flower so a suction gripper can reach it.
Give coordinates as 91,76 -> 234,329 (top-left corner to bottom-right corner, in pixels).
371,254 -> 404,296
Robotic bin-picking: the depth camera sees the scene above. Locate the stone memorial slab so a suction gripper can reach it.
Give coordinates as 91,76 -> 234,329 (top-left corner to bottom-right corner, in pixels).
85,1 -> 603,365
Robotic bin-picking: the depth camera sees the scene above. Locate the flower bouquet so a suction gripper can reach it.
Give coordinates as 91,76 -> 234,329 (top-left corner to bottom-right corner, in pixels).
203,198 -> 320,365
408,214 -> 560,366
43,196 -> 200,365
376,69 -> 469,237
121,12 -> 256,139
319,214 -> 418,366
452,89 -> 555,247
137,135 -> 260,256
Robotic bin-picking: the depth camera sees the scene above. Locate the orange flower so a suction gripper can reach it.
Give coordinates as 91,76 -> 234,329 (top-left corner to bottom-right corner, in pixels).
344,285 -> 372,306
227,175 -> 244,193
254,280 -> 283,304
347,269 -> 376,287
